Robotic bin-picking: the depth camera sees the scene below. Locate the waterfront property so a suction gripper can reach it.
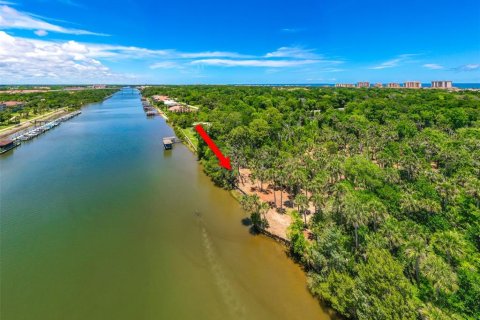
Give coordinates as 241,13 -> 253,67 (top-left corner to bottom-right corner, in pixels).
404,81 -> 422,88
387,82 -> 401,88
1,88 -> 331,320
0,101 -> 25,112
335,83 -> 355,88
357,82 -> 370,88
431,80 -> 453,88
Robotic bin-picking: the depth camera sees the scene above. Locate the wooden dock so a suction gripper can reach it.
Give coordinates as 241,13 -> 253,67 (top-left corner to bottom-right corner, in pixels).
162,136 -> 178,150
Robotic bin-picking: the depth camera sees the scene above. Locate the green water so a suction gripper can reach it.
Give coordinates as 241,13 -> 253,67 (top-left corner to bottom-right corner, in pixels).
0,89 -> 332,320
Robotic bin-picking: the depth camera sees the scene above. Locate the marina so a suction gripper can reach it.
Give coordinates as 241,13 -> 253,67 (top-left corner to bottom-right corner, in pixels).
141,98 -> 158,117
8,111 -> 81,144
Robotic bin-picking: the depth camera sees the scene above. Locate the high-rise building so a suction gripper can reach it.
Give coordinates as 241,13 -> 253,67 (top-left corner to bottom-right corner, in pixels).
404,81 -> 422,88
431,81 -> 453,89
357,82 -> 370,88
387,83 -> 401,88
374,83 -> 383,88
335,83 -> 355,88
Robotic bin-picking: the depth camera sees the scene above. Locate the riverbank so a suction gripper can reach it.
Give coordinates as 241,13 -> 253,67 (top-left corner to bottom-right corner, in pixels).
1,87 -> 333,320
143,93 -> 296,244
0,108 -> 69,139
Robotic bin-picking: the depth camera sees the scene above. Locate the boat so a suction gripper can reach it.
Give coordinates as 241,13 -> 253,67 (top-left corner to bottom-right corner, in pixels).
0,139 -> 20,154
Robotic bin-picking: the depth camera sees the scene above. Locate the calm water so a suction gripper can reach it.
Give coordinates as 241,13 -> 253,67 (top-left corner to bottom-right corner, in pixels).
0,89 -> 332,320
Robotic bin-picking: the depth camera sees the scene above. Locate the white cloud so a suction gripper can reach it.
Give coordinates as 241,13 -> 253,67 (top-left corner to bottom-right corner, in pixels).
281,28 -> 305,33
0,30 -> 344,83
0,5 -> 107,36
453,64 -> 480,72
423,63 -> 444,70
178,51 -> 251,59
190,59 -> 319,67
34,29 -> 48,36
0,31 -> 118,82
150,61 -> 181,69
369,54 -> 417,70
265,46 -> 320,59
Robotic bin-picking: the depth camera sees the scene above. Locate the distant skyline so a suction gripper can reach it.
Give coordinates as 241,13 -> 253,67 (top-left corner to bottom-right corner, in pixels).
0,0 -> 479,84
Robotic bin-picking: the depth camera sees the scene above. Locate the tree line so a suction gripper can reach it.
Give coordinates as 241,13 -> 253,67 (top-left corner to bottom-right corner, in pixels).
0,89 -> 117,125
143,85 -> 480,320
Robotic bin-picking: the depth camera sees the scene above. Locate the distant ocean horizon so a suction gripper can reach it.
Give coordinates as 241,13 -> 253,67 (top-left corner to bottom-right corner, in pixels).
245,83 -> 480,89
1,83 -> 480,89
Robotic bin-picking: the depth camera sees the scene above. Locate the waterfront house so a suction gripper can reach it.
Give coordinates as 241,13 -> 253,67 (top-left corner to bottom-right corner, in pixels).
164,100 -> 178,106
152,95 -> 169,102
1,101 -> 25,112
168,105 -> 187,113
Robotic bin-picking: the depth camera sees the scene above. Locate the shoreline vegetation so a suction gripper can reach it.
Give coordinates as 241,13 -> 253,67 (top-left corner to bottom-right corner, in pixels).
0,88 -> 118,140
142,85 -> 480,320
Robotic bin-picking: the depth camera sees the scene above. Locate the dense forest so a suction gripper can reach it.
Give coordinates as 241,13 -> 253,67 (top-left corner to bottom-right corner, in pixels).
0,89 -> 117,126
143,86 -> 480,319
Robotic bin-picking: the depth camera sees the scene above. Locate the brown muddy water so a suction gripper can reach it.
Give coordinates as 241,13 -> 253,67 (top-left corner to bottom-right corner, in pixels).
0,88 -> 333,320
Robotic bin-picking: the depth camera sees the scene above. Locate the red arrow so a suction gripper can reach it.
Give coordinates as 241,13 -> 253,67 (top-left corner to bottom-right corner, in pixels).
195,124 -> 232,170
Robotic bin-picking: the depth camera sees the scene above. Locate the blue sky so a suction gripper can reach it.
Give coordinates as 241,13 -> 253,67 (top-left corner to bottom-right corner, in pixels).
0,0 -> 479,84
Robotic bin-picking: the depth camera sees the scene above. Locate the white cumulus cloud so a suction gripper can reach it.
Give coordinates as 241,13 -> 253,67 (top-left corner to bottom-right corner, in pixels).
0,31 -> 117,82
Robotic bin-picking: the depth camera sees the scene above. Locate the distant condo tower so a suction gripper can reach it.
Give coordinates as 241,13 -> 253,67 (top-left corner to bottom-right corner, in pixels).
387,83 -> 401,88
404,81 -> 422,88
374,83 -> 383,88
357,82 -> 370,88
335,83 -> 355,88
431,80 -> 453,89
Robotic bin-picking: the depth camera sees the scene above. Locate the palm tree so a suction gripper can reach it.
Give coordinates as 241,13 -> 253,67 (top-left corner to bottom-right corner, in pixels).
366,197 -> 388,231
404,235 -> 428,283
436,179 -> 457,210
420,253 -> 459,296
332,181 -> 352,224
310,193 -> 326,218
463,175 -> 480,207
240,194 -> 263,230
343,192 -> 369,251
258,201 -> 270,229
294,193 -> 309,227
380,217 -> 404,251
431,230 -> 466,264
266,168 -> 277,207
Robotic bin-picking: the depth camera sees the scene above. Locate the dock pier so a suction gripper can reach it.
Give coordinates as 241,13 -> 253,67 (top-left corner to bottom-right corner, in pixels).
162,136 -> 179,150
